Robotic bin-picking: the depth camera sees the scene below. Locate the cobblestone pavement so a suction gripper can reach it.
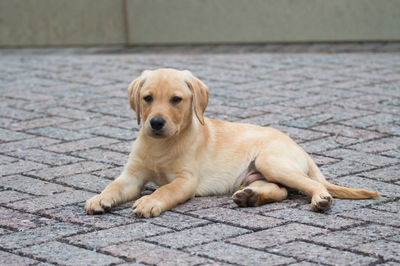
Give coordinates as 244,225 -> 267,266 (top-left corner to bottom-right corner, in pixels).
0,48 -> 399,265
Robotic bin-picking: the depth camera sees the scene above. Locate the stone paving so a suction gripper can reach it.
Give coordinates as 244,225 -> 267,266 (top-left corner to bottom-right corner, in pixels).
0,47 -> 399,265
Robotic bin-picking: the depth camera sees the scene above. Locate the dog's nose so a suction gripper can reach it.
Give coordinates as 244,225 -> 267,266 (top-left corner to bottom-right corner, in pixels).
150,117 -> 166,131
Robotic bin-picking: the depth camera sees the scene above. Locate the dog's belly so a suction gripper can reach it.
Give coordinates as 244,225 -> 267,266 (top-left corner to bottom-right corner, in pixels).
195,160 -> 254,196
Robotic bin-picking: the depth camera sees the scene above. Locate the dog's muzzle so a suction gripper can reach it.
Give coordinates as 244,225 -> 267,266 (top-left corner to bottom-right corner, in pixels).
150,117 -> 166,132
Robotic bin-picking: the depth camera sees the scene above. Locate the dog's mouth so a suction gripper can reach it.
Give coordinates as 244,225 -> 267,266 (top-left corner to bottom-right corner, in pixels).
149,129 -> 168,138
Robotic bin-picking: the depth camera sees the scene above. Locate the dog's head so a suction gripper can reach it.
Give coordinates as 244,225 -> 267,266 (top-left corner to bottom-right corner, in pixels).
128,68 -> 209,138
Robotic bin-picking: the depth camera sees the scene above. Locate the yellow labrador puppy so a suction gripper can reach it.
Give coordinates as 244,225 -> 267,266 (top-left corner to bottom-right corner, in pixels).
85,68 -> 379,217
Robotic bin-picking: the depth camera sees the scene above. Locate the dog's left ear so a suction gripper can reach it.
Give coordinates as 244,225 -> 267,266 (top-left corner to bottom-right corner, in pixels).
128,72 -> 148,125
184,71 -> 209,125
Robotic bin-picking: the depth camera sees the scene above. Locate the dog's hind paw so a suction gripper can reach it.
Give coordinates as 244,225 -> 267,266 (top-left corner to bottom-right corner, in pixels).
232,188 -> 260,207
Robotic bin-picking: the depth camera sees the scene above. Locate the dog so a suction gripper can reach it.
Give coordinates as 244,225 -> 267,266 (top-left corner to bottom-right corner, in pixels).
85,68 -> 379,218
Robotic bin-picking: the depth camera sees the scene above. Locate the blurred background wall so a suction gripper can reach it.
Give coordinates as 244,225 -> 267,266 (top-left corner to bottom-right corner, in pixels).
1,0 -> 399,47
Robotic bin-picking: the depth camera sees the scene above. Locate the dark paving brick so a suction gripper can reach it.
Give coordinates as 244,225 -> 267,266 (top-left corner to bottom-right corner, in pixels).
19,241 -> 123,265
299,136 -> 356,155
67,222 -> 171,249
0,222 -> 86,249
187,241 -> 296,265
7,190 -> 95,212
227,223 -> 327,249
340,113 -> 400,129
148,223 -> 250,249
190,207 -> 286,230
0,250 -> 39,265
102,240 -> 210,265
311,123 -> 388,142
268,241 -> 377,265
40,204 -> 135,229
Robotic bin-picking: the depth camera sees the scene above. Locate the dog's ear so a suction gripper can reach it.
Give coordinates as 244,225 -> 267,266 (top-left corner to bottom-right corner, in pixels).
128,72 -> 148,125
184,71 -> 209,125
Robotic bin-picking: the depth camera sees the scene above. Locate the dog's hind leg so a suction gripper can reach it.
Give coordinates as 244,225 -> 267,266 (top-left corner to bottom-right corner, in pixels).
232,180 -> 288,207
254,152 -> 333,212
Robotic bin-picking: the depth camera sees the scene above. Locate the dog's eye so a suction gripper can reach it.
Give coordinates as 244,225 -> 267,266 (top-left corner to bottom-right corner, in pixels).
143,95 -> 153,103
171,96 -> 182,104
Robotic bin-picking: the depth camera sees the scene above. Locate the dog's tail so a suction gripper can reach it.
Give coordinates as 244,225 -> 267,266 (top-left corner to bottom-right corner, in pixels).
306,153 -> 380,199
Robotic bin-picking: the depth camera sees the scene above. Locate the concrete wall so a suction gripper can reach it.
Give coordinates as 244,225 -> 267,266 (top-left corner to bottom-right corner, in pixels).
1,0 -> 399,47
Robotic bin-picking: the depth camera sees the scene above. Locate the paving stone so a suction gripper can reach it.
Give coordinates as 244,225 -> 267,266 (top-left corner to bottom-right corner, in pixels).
319,160 -> 377,178
360,165 -> 400,182
0,206 -> 56,231
8,116 -> 72,131
0,190 -> 32,204
83,126 -> 137,141
0,106 -> 43,120
340,208 -> 400,227
324,148 -> 398,167
91,166 -> 124,180
19,241 -> 123,265
173,195 -> 232,213
312,224 -> 400,249
7,190 -> 95,212
354,240 -> 400,262
149,211 -> 210,231
309,154 -> 340,167
299,136 -> 356,155
27,126 -> 92,141
273,125 -> 328,142
227,223 -> 327,249
268,241 -> 377,265
265,207 -> 363,229
57,174 -> 110,193
0,154 -> 18,164
67,222 -> 171,249
40,204 -> 136,229
44,136 -> 119,153
102,240 -> 210,265
6,148 -> 83,166
72,148 -> 127,166
0,250 -> 39,265
148,223 -> 250,249
28,161 -> 112,180
370,199 -> 400,213
0,222 -> 86,249
311,123 -> 388,142
340,113 -> 400,128
186,241 -> 296,265
347,137 -> 400,154
57,115 -> 126,130
102,141 -> 131,154
190,207 -> 286,230
0,136 -> 60,153
334,175 -> 398,198
0,128 -> 34,142
0,160 -> 48,176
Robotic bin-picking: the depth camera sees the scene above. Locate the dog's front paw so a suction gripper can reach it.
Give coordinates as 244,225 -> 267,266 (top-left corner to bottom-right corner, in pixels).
85,194 -> 115,215
311,192 -> 333,212
133,195 -> 164,218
